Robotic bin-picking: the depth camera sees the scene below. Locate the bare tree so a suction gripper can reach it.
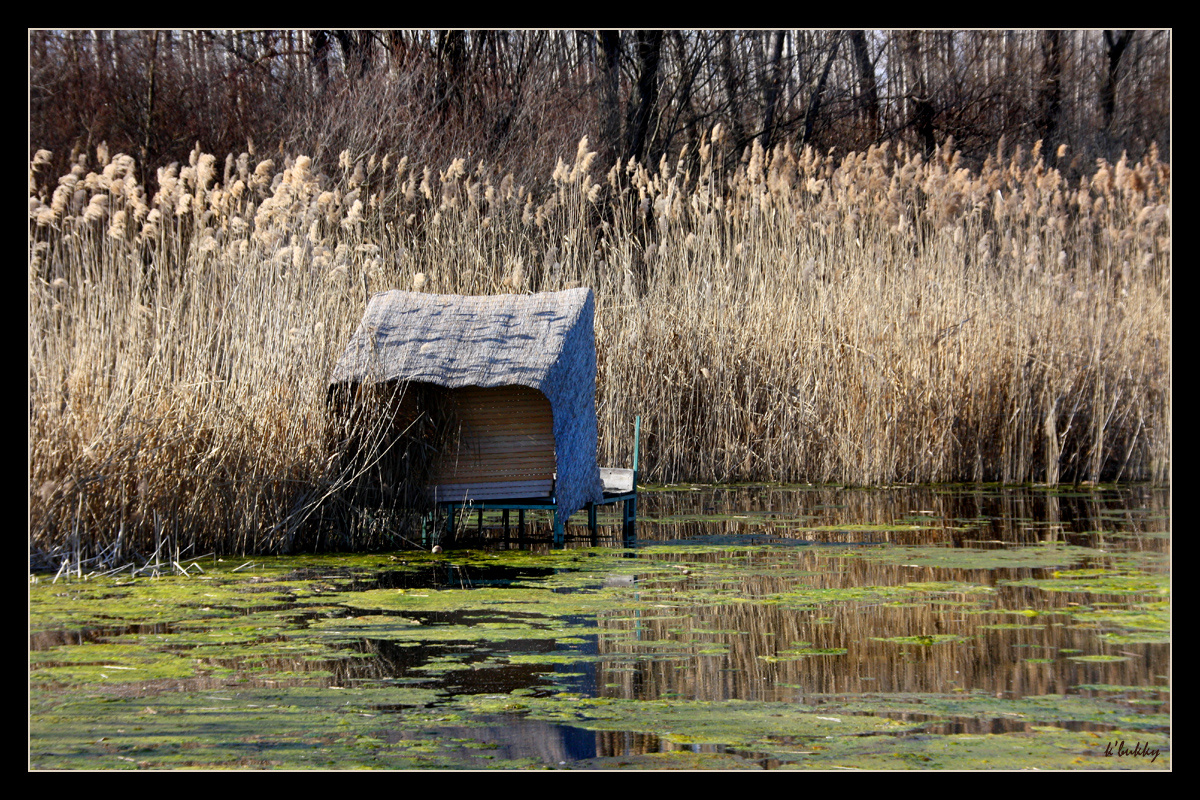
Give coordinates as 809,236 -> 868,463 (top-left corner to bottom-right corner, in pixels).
801,31 -> 841,145
1037,30 -> 1063,147
1102,30 -> 1133,131
905,31 -> 937,157
625,30 -> 663,164
597,30 -> 622,170
29,28 -> 1170,195
759,30 -> 787,149
849,30 -> 879,142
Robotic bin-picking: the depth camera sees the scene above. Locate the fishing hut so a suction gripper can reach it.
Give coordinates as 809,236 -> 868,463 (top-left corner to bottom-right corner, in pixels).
328,287 -> 638,545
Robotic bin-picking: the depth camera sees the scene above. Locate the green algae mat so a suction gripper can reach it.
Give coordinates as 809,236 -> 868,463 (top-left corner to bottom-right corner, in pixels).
30,485 -> 1170,770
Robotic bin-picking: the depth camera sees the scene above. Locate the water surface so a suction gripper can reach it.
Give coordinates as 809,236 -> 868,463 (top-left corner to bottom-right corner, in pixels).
29,484 -> 1169,769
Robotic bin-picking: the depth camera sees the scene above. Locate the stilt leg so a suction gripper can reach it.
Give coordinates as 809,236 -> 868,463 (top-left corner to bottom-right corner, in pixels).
553,510 -> 565,546
630,494 -> 638,544
622,497 -> 638,544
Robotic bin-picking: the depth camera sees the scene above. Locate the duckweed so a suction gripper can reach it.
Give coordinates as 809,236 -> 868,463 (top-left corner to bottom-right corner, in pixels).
30,484 -> 1169,769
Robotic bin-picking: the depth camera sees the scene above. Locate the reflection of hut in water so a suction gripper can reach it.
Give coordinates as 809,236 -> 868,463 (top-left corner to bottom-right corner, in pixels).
329,288 -> 618,538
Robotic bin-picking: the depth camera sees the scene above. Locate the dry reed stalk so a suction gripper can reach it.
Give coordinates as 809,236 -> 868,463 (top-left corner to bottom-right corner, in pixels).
28,134 -> 1170,556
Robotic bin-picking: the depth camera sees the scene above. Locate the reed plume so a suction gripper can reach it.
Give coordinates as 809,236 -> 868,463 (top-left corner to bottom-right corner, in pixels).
28,135 -> 1171,558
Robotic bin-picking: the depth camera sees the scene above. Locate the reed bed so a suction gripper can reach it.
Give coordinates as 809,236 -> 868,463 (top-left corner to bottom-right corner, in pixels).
28,134 -> 1170,557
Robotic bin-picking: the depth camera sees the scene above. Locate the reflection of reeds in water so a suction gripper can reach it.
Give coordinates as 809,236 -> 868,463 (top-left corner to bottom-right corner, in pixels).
594,730 -> 669,759
593,551 -> 1167,703
638,485 -> 1170,552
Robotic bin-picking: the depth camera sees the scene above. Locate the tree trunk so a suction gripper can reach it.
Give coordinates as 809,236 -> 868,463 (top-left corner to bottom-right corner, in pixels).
311,30 -> 333,90
335,30 -> 373,80
597,30 -> 622,170
140,31 -> 159,180
720,31 -> 747,154
905,30 -> 936,157
1038,30 -> 1062,148
1102,30 -> 1133,131
802,32 -> 842,145
625,30 -> 663,165
665,31 -> 702,161
436,30 -> 467,113
759,30 -> 786,150
850,30 -> 879,142
387,31 -> 408,71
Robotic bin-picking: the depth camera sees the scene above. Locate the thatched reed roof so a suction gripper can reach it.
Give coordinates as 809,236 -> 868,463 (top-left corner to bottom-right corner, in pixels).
330,288 -> 603,518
